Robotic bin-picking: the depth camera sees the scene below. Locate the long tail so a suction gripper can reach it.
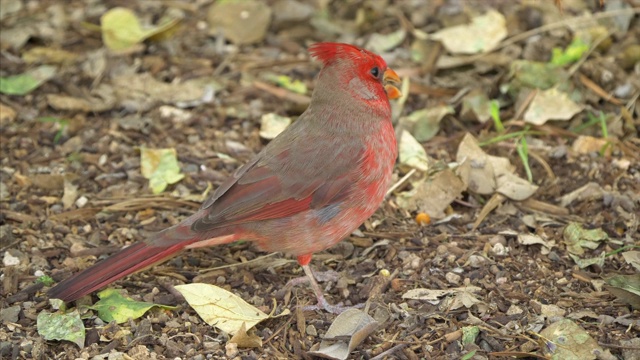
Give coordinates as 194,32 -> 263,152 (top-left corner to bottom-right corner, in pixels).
47,241 -> 189,302
47,224 -> 201,302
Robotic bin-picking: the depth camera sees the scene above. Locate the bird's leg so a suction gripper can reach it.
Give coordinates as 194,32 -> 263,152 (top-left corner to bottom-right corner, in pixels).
290,254 -> 362,314
300,263 -> 335,312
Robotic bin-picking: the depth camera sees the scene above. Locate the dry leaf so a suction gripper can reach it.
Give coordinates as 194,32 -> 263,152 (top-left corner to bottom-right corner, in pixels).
228,322 -> 263,348
397,130 -> 429,171
395,169 -> 465,219
308,309 -> 379,360
430,10 -> 507,54
260,113 -> 291,140
207,0 -> 271,45
174,283 -> 268,335
524,88 -> 583,125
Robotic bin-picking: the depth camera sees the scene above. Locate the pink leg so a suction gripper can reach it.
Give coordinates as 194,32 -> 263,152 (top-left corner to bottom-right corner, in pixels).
293,255 -> 362,314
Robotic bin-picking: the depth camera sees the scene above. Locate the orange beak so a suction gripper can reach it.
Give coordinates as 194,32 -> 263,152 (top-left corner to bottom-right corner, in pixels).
383,68 -> 402,100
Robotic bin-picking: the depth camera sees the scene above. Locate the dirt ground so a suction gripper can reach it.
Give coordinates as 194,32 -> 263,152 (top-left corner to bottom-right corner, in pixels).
1,0 -> 639,359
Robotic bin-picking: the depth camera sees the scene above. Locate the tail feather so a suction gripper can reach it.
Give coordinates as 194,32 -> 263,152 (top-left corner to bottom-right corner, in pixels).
48,240 -> 190,302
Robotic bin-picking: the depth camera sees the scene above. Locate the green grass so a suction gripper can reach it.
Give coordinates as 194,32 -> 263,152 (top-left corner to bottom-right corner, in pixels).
38,116 -> 68,144
516,136 -> 533,182
489,99 -> 504,133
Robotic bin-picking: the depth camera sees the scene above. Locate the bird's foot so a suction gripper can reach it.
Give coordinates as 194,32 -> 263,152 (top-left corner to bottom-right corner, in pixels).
300,294 -> 365,314
283,269 -> 340,289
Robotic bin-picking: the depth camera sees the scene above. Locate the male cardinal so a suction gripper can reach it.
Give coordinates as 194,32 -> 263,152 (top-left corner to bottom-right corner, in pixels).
48,42 -> 401,313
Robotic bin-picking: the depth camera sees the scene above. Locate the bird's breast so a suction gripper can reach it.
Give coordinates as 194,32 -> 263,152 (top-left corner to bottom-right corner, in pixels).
356,122 -> 397,207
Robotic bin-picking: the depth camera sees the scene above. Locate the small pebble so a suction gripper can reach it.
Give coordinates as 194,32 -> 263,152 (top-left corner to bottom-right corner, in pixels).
506,304 -> 523,315
445,272 -> 461,284
491,243 -> 509,256
225,342 -> 239,358
467,255 -> 486,268
549,145 -> 567,159
488,235 -> 506,246
306,325 -> 317,336
0,306 -> 20,323
3,252 -> 20,266
613,82 -> 632,98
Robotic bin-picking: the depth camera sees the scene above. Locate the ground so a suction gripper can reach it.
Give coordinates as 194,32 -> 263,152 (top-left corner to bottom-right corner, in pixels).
0,0 -> 639,359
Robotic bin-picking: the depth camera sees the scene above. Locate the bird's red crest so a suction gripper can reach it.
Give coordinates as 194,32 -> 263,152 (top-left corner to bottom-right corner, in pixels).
309,42 -> 384,67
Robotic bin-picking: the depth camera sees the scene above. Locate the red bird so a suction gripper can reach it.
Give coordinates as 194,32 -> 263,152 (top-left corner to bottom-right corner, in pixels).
48,42 -> 401,313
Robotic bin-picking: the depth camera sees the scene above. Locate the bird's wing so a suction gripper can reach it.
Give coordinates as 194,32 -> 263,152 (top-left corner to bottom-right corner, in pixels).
152,118 -> 366,245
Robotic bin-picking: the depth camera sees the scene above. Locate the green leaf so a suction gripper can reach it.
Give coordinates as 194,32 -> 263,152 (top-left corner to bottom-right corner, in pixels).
551,38 -> 589,66
89,289 -> 176,324
605,274 -> 640,308
274,75 -> 307,94
401,105 -> 454,142
37,275 -> 55,286
37,309 -> 85,348
509,60 -> 567,90
563,222 -> 608,255
0,65 -> 56,95
140,147 -> 185,194
569,252 -> 605,269
461,326 -> 480,345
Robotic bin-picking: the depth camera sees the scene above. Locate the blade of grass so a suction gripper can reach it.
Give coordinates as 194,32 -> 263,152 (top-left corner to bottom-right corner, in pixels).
517,137 -> 533,182
490,100 -> 504,133
38,117 -> 69,144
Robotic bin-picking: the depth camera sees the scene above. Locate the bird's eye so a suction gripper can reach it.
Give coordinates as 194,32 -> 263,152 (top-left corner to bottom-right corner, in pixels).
370,67 -> 380,78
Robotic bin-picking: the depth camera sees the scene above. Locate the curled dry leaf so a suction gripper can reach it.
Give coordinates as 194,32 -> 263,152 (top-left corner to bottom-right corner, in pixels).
403,286 -> 482,311
605,274 -> 640,309
559,182 -> 605,207
517,233 -> 555,255
397,130 -> 429,171
229,322 -> 263,348
308,309 -> 379,360
621,251 -> 640,272
456,133 -> 538,200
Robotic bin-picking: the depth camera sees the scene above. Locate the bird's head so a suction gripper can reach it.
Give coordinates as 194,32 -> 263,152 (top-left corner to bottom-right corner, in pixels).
309,42 -> 401,105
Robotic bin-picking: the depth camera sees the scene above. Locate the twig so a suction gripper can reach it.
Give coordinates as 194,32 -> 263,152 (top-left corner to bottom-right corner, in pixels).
199,252 -> 283,272
386,168 -> 417,197
253,81 -> 311,105
370,343 -> 409,360
492,8 -> 640,54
